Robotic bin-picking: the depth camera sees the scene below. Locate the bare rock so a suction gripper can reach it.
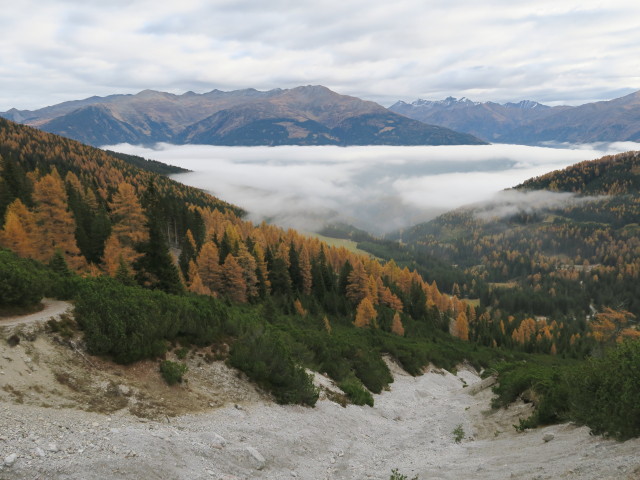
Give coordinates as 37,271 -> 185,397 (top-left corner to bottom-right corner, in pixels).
245,445 -> 266,470
3,453 -> 18,467
543,433 -> 555,443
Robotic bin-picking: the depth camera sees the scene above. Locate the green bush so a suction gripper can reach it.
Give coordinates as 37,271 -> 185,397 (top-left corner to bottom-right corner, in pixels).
229,327 -> 319,406
160,360 -> 188,385
74,277 -> 229,364
0,250 -> 47,307
338,376 -> 374,406
390,468 -> 418,480
569,340 -> 640,439
452,424 -> 465,443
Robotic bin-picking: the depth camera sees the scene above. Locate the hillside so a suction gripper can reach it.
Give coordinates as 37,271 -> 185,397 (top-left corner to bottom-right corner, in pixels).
0,116 -> 486,409
365,151 -> 640,355
0,86 -> 486,147
390,91 -> 640,144
2,320 -> 639,479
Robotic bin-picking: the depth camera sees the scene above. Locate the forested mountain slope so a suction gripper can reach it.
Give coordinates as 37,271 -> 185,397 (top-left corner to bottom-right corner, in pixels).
373,151 -> 640,355
0,117 -> 481,406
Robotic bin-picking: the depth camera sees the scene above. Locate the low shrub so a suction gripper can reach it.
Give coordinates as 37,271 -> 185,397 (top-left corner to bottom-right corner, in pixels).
160,360 -> 188,385
338,376 -> 374,407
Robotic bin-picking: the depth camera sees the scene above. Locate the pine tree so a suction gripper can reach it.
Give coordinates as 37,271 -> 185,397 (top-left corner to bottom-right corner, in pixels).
134,214 -> 184,295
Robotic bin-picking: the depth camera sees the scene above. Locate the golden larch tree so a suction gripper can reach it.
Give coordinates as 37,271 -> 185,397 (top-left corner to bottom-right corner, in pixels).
0,199 -> 38,259
197,240 -> 222,293
299,245 -> 312,295
346,260 -> 369,304
390,312 -> 405,336
32,169 -> 86,270
187,260 -> 211,296
221,254 -> 247,303
354,297 -> 377,328
453,311 -> 469,341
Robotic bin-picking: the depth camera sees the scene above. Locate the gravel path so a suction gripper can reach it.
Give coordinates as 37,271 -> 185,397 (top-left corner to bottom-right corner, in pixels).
0,299 -> 73,328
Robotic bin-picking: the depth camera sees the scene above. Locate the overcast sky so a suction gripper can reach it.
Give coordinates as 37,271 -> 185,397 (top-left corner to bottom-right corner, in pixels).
2,1 -> 640,111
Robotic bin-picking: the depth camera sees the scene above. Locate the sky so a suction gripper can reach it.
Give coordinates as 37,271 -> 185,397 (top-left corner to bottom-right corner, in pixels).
2,1 -> 640,111
107,142 -> 640,234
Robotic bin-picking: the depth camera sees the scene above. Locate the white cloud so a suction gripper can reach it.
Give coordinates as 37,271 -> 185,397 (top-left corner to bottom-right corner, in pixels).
106,142 -> 639,234
1,1 -> 639,110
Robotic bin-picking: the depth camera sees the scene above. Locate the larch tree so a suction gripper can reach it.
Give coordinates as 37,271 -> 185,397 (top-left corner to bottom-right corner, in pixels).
196,241 -> 223,294
221,254 -> 247,303
346,260 -> 368,304
453,311 -> 469,341
108,182 -> 149,247
354,297 -> 377,328
32,169 -> 86,271
0,199 -> 37,259
298,245 -> 313,295
390,312 -> 405,336
187,260 -> 211,296
237,244 -> 259,301
103,182 -> 148,275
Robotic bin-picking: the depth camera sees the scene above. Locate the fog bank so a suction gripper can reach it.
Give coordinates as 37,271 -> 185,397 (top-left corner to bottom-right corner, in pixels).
105,143 -> 638,234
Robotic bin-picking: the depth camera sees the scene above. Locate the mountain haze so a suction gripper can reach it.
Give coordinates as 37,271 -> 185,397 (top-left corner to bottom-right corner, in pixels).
390,91 -> 640,144
1,86 -> 485,147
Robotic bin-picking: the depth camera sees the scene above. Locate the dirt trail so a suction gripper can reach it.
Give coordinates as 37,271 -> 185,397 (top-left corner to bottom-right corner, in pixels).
0,299 -> 73,328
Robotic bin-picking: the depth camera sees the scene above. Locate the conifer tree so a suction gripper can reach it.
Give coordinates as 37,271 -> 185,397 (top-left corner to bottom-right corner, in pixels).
196,241 -> 222,293
453,311 -> 469,341
0,199 -> 37,259
32,169 -> 86,270
354,297 -> 377,328
298,245 -> 313,295
346,261 -> 368,304
187,259 -> 211,296
391,312 -> 405,336
134,212 -> 183,295
221,254 -> 247,303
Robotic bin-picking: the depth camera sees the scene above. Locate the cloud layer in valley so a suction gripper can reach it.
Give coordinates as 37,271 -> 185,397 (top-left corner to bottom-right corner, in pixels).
106,142 -> 639,234
1,1 -> 640,110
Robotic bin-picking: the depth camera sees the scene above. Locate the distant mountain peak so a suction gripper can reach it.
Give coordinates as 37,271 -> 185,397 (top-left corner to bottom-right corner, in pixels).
2,85 -> 485,147
504,100 -> 548,110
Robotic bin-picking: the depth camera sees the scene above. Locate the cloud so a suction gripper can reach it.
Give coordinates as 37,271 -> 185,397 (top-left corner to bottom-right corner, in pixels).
105,142 -> 639,234
471,190 -> 607,221
1,1 -> 640,110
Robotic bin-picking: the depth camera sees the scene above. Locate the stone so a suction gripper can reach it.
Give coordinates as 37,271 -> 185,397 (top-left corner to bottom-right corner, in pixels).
35,447 -> 46,457
47,443 -> 59,452
245,446 -> 266,470
543,433 -> 555,443
3,453 -> 18,467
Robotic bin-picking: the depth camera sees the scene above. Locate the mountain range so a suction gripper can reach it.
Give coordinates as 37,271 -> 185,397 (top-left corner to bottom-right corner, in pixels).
0,86 -> 485,147
390,90 -> 640,144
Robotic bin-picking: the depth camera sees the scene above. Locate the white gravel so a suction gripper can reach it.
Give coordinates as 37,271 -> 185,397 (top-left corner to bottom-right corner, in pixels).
1,357 -> 639,480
